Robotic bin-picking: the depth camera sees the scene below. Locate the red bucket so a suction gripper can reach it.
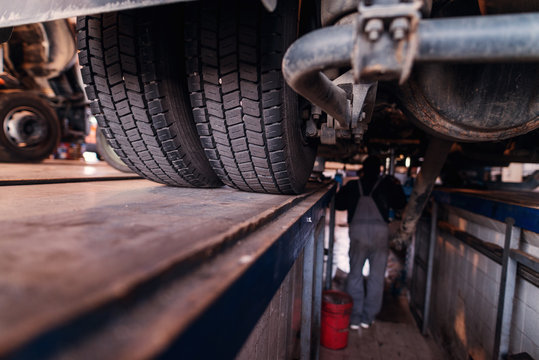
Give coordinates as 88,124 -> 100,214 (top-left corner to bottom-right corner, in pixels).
321,290 -> 353,349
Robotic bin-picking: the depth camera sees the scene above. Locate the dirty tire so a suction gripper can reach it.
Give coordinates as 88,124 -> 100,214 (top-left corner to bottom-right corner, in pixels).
77,9 -> 221,187
184,0 -> 317,194
0,92 -> 60,162
96,128 -> 132,172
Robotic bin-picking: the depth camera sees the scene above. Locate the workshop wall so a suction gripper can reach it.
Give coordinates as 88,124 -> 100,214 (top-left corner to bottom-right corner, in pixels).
424,208 -> 539,360
236,253 -> 304,359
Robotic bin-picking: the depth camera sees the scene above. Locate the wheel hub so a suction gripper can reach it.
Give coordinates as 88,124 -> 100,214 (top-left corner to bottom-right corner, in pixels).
3,107 -> 48,148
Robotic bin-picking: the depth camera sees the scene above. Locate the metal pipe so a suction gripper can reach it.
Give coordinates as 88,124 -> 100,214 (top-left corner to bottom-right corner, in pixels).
300,229 -> 315,360
282,13 -> 539,124
393,137 -> 452,246
417,13 -> 539,63
422,200 -> 437,335
324,196 -> 336,290
282,24 -> 354,127
494,218 -> 518,360
312,219 -> 325,360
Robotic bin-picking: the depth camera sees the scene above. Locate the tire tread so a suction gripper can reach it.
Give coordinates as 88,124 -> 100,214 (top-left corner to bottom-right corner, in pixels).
184,1 -> 302,194
78,12 -> 220,187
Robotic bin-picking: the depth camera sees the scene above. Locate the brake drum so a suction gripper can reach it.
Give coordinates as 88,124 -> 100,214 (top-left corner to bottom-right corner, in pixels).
399,62 -> 539,141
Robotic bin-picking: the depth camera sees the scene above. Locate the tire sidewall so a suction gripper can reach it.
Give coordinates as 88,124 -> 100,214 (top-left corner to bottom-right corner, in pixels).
279,1 -> 317,193
96,128 -> 132,173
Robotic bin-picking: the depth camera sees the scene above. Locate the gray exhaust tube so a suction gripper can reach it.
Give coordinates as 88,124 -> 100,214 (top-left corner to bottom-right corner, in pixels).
282,13 -> 539,127
282,24 -> 355,127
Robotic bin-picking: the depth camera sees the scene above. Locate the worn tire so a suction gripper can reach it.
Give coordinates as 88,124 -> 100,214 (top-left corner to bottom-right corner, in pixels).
77,9 -> 221,187
0,92 -> 60,162
96,128 -> 132,172
184,0 -> 317,194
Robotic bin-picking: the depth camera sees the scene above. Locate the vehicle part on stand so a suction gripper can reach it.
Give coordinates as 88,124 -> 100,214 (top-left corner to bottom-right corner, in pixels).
0,92 -> 60,162
391,137 -> 453,249
184,0 -> 317,194
77,9 -> 221,187
4,20 -> 89,148
96,128 -> 132,173
282,3 -> 539,142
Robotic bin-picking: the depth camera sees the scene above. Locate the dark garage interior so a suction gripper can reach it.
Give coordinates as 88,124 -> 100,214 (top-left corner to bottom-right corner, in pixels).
0,0 -> 538,359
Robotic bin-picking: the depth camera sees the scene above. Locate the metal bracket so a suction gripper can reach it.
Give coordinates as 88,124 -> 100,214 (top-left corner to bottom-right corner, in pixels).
311,70 -> 378,144
320,123 -> 337,145
332,71 -> 378,143
353,0 -> 422,84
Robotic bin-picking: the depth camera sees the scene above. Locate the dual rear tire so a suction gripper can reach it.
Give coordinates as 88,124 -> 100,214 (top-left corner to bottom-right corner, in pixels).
77,1 -> 316,193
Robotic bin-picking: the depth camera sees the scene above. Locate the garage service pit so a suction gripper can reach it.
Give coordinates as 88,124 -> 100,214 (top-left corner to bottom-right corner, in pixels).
1,0 -> 539,359
2,160 -> 538,360
0,161 -> 342,359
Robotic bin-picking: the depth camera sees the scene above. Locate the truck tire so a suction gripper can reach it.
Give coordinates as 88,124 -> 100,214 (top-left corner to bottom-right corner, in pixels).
184,0 -> 317,194
77,10 -> 221,187
0,92 -> 60,162
96,128 -> 132,173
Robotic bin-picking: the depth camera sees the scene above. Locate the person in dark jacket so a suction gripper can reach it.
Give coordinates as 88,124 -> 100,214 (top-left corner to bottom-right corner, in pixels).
335,156 -> 406,329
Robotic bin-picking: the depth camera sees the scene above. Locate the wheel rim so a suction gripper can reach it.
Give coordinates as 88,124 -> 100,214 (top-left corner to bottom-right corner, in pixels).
3,106 -> 49,149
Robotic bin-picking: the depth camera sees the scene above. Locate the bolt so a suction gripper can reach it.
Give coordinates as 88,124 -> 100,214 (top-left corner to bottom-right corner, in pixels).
305,119 -> 318,137
393,28 -> 405,40
364,19 -> 384,42
390,17 -> 409,41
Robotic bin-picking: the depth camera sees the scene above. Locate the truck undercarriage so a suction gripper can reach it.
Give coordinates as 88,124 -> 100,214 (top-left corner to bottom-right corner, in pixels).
1,0 -> 538,241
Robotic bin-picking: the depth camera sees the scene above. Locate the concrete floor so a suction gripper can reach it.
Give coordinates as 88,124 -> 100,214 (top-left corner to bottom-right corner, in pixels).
321,240 -> 447,360
320,291 -> 447,360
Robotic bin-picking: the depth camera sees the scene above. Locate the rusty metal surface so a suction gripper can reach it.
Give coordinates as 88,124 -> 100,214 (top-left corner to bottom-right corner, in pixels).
392,137 -> 452,247
321,0 -> 358,26
0,159 -> 139,185
0,177 -> 334,358
399,63 -> 539,142
0,0 -> 191,28
284,9 -> 539,142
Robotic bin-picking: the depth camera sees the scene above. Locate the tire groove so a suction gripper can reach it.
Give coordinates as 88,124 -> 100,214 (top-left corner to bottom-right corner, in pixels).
78,10 -> 220,187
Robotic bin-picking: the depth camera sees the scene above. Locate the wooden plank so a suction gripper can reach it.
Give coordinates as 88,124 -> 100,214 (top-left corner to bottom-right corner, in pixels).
0,180 -> 328,357
0,160 -> 139,185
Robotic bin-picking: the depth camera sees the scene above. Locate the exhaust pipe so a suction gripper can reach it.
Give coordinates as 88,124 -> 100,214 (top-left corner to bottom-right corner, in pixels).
282,25 -> 355,128
282,12 -> 539,127
282,12 -> 539,247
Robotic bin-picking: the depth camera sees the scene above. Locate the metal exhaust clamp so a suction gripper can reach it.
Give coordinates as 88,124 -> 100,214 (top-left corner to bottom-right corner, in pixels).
353,0 -> 422,84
